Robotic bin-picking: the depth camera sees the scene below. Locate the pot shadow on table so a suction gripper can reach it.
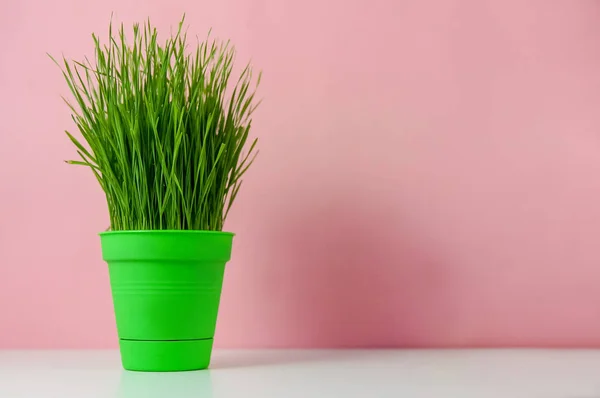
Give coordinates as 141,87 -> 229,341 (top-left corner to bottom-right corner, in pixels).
215,190 -> 461,369
118,370 -> 214,398
210,348 -> 396,369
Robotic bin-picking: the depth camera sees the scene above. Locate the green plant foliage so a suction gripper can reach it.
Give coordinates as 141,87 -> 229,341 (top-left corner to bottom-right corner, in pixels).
51,17 -> 260,231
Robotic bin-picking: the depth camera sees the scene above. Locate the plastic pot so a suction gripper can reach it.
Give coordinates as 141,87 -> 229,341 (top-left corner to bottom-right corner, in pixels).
100,230 -> 234,372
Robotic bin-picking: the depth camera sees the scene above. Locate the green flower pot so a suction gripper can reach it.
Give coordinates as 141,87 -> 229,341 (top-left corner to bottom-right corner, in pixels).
100,230 -> 234,372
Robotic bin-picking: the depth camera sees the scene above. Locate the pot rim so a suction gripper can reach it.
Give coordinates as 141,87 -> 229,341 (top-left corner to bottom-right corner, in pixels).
99,229 -> 235,237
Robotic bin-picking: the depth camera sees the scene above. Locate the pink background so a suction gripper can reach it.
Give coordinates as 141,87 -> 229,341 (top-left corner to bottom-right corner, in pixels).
3,0 -> 600,348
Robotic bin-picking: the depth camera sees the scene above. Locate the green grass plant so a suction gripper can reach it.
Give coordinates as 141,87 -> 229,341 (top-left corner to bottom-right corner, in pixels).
51,17 -> 260,231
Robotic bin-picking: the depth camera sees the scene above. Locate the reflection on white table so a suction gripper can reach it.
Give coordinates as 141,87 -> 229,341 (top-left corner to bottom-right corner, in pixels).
2,349 -> 600,397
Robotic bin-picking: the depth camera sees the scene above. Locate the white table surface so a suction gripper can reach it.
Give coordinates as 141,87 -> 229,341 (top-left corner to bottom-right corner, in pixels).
2,349 -> 600,397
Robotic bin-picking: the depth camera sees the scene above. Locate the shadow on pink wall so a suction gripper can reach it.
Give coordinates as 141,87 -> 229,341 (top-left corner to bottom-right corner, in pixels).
267,192 -> 458,347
